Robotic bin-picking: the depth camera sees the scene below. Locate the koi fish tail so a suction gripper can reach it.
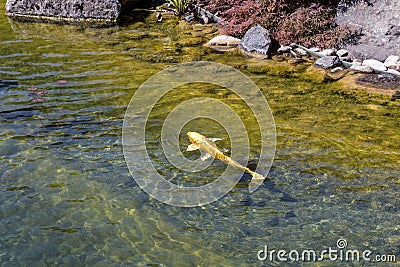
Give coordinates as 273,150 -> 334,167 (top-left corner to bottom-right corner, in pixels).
248,171 -> 265,193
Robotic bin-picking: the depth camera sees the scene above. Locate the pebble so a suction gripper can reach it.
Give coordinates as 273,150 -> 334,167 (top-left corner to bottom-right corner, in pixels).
294,48 -> 308,57
36,91 -> 48,96
184,14 -> 194,23
363,59 -> 387,72
201,14 -> 210,25
32,98 -> 44,103
277,46 -> 292,53
320,48 -> 336,56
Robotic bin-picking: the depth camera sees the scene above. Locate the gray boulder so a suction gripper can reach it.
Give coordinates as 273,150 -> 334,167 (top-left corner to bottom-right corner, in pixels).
315,56 -> 341,69
336,0 -> 400,61
6,0 -> 121,21
239,24 -> 278,56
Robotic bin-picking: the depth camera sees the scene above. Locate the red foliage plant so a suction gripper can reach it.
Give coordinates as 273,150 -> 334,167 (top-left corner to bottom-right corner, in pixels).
199,0 -> 357,48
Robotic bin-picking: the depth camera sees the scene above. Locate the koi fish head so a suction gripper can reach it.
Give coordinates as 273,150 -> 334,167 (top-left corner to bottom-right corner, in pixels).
187,132 -> 206,145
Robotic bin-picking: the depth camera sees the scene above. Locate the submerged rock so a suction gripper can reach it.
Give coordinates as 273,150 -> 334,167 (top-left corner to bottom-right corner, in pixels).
314,56 -> 341,69
205,35 -> 241,52
207,35 -> 241,46
239,24 -> 278,57
6,0 -> 121,21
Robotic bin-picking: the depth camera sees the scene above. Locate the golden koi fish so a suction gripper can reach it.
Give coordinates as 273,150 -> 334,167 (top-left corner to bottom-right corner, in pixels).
186,132 -> 265,190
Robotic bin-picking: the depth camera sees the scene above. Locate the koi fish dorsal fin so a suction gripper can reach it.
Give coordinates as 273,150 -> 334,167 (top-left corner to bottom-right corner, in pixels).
186,143 -> 200,151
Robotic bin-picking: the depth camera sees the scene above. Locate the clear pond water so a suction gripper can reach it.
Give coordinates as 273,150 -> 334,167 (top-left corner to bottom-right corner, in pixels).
0,2 -> 399,266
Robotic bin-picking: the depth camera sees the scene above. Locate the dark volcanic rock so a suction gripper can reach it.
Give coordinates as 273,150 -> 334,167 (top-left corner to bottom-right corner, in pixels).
358,73 -> 400,91
239,24 -> 278,56
6,0 -> 121,21
336,0 -> 400,61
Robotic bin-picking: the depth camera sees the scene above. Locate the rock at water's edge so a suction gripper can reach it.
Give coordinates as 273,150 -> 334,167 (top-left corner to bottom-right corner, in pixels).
6,0 -> 121,21
336,0 -> 400,61
320,49 -> 336,57
384,55 -> 400,70
363,59 -> 387,73
239,24 -> 279,56
277,46 -> 292,53
315,56 -> 341,69
350,63 -> 374,73
207,35 -> 241,47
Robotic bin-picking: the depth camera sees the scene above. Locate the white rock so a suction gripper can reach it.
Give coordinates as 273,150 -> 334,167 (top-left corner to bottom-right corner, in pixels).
350,63 -> 374,73
363,59 -> 387,72
387,68 -> 400,76
336,49 -> 349,57
320,48 -> 336,56
207,35 -> 241,46
201,15 -> 210,24
337,49 -> 354,62
277,46 -> 292,53
331,66 -> 344,73
294,47 -> 308,56
384,55 -> 400,70
340,55 -> 354,63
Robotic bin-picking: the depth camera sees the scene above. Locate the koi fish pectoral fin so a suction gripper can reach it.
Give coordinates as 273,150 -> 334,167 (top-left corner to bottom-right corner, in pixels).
200,153 -> 213,161
186,144 -> 200,151
208,137 -> 223,142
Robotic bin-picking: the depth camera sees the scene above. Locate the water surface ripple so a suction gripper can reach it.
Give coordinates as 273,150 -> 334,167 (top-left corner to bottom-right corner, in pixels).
0,4 -> 399,267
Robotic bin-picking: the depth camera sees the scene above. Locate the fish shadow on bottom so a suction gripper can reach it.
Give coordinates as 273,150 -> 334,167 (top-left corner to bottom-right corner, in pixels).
238,162 -> 298,207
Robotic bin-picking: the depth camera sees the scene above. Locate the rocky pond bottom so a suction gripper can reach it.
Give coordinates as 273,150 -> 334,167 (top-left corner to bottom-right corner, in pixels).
0,5 -> 399,267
